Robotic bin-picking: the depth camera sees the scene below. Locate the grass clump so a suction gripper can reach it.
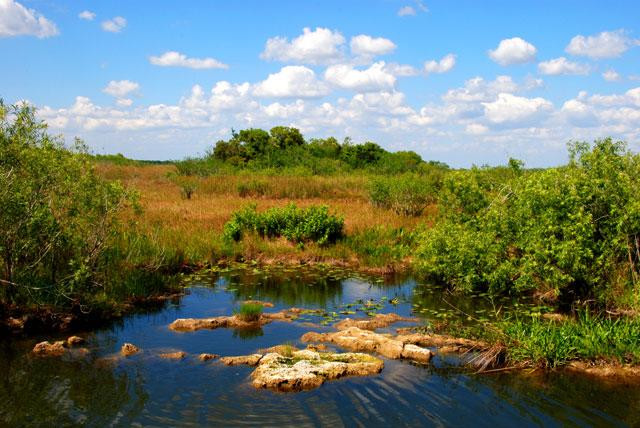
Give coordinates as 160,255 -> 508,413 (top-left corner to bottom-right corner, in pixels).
369,174 -> 437,216
223,203 -> 344,245
498,313 -> 640,368
234,303 -> 264,322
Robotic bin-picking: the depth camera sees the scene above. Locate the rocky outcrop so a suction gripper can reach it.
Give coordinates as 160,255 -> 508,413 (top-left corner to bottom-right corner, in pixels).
301,327 -> 433,363
66,336 -> 85,346
395,329 -> 488,353
169,309 -> 301,332
198,353 -> 219,361
220,354 -> 263,366
32,341 -> 67,357
121,343 -> 140,357
249,350 -> 384,392
334,313 -> 417,331
159,351 -> 186,359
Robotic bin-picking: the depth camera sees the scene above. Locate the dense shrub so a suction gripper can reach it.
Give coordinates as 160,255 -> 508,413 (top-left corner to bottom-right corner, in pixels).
223,203 -> 344,245
416,139 -> 640,306
237,179 -> 270,198
369,175 -> 436,216
234,302 -> 264,322
0,102 -> 140,304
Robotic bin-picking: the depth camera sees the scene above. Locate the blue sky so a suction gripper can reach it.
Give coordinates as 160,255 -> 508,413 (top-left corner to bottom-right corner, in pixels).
2,0 -> 639,167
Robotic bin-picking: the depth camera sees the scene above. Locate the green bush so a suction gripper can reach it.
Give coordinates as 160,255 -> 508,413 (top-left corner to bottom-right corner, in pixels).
369,175 -> 435,216
223,203 -> 344,245
0,102 -> 140,304
416,139 -> 640,306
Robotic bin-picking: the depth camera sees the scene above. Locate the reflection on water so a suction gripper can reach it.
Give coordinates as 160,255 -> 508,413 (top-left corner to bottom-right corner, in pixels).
0,266 -> 636,426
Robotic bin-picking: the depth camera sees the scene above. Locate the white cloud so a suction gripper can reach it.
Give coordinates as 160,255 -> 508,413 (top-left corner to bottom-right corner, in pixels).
488,37 -> 537,66
149,51 -> 228,70
602,69 -> 621,82
482,93 -> 553,124
78,10 -> 95,21
465,123 -> 489,135
424,53 -> 456,74
350,34 -> 396,57
116,98 -> 133,107
101,16 -> 126,33
253,66 -> 329,98
397,6 -> 416,16
324,62 -> 396,92
103,80 -> 139,98
384,63 -> 420,77
0,0 -> 58,38
260,27 -> 345,65
565,30 -> 636,59
537,57 -> 590,75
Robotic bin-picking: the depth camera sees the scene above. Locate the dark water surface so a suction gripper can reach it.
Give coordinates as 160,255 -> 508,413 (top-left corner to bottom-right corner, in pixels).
1,266 -> 638,427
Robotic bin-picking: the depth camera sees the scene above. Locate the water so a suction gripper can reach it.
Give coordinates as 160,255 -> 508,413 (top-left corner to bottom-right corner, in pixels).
1,266 -> 638,427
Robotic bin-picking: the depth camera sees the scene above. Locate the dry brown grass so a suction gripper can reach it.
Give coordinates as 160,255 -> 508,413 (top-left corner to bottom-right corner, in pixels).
96,163 -> 431,266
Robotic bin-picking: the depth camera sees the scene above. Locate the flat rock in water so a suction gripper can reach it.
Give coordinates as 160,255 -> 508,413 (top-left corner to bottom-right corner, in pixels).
121,343 -> 140,357
220,354 -> 263,366
66,336 -> 85,346
334,313 -> 417,331
198,353 -> 219,361
251,350 -> 384,392
32,341 -> 66,357
301,327 -> 435,363
159,351 -> 186,359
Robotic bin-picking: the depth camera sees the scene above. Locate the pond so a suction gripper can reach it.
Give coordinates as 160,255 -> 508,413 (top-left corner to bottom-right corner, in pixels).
1,265 -> 638,426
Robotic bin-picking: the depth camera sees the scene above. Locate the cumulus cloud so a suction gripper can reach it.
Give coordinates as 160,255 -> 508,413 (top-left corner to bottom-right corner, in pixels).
488,37 -> 537,66
324,62 -> 396,92
149,51 -> 228,70
350,34 -> 396,57
482,93 -> 553,124
78,10 -> 95,21
465,123 -> 489,135
0,0 -> 58,38
602,69 -> 621,82
384,63 -> 420,77
103,80 -> 139,98
424,53 -> 456,74
538,57 -> 590,75
260,27 -> 345,65
101,16 -> 126,33
565,30 -> 636,59
253,66 -> 329,98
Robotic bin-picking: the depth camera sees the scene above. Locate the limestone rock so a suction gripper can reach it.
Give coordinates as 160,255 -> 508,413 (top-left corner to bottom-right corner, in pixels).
32,341 -> 66,357
121,343 -> 140,357
334,313 -> 417,331
402,344 -> 433,363
251,350 -> 384,392
220,354 -> 263,366
159,351 -> 186,359
198,353 -> 219,361
66,336 -> 85,347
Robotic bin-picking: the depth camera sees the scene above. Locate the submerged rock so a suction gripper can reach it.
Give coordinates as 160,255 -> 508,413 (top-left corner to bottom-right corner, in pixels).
248,350 -> 384,392
301,327 -> 433,363
220,354 -> 263,366
66,336 -> 85,346
159,351 -> 186,359
334,313 -> 417,331
121,343 -> 140,357
32,341 -> 66,357
198,353 -> 219,361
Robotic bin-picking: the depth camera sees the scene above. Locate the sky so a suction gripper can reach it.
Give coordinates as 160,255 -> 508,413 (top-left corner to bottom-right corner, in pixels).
1,0 -> 639,167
